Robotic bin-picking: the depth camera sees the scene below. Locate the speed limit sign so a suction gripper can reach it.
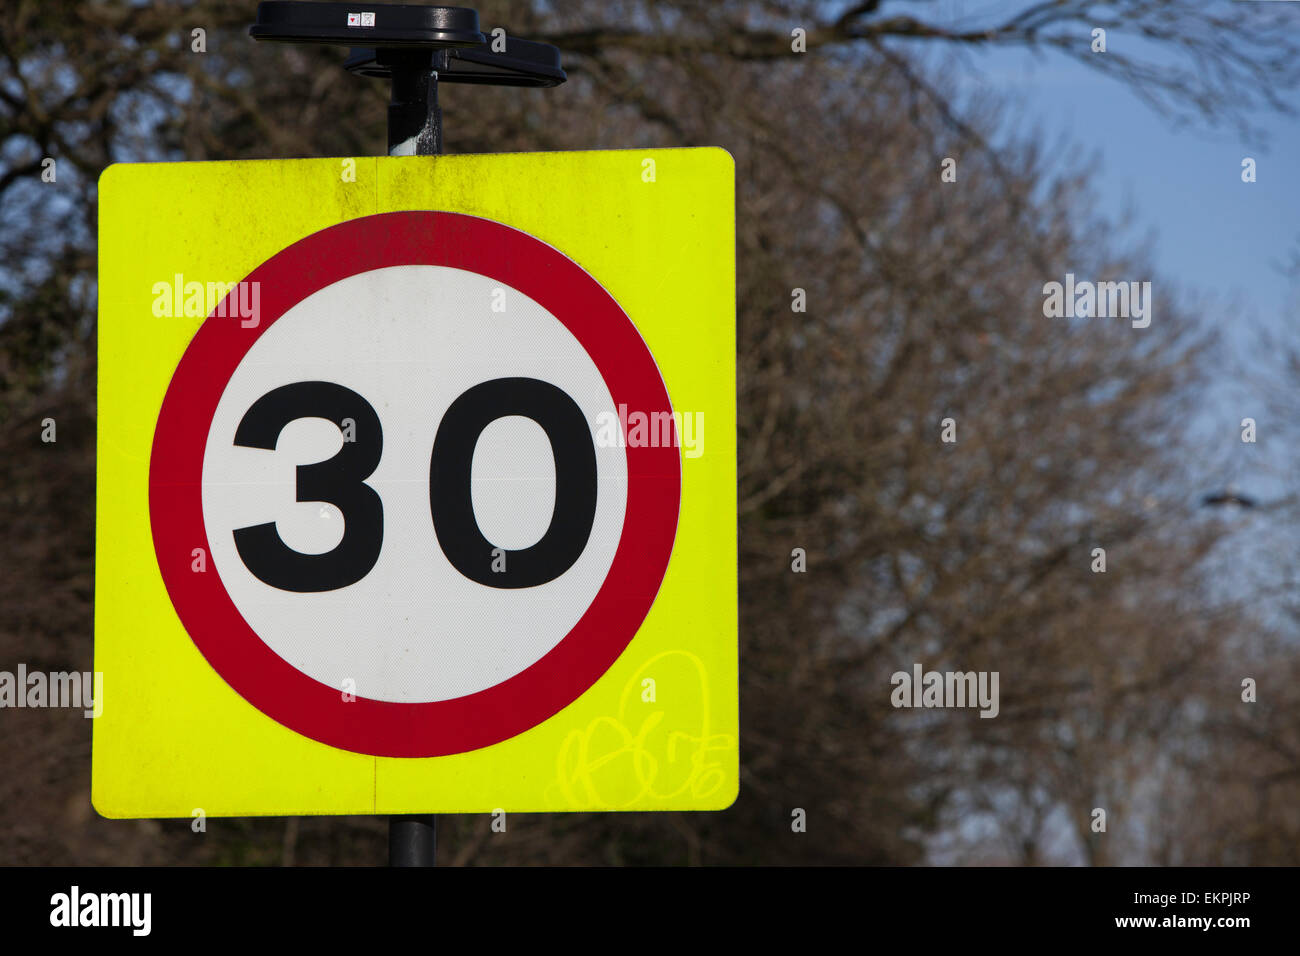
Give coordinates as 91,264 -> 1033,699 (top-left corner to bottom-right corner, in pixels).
93,149 -> 736,816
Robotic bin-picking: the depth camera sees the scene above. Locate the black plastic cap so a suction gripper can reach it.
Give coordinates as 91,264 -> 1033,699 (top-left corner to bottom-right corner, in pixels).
250,2 -> 486,48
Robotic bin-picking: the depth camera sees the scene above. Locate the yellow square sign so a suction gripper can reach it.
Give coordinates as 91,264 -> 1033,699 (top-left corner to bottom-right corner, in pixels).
93,148 -> 737,817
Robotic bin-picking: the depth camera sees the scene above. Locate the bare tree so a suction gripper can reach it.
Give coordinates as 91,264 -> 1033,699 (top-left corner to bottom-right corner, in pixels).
0,0 -> 1291,865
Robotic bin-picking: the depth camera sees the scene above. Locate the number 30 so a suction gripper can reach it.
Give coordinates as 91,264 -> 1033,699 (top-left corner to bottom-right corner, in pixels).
232,377 -> 597,593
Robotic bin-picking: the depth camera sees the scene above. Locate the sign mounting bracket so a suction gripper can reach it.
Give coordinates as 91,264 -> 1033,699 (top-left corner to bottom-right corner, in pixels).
250,2 -> 566,155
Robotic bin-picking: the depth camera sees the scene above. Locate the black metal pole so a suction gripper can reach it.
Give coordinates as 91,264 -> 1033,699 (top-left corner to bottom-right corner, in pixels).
387,49 -> 446,156
383,44 -> 445,865
389,814 -> 437,866
382,45 -> 449,866
247,2 -> 565,870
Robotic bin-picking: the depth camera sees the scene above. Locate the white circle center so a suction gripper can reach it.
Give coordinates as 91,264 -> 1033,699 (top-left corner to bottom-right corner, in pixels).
200,265 -> 627,703
472,416 -> 556,551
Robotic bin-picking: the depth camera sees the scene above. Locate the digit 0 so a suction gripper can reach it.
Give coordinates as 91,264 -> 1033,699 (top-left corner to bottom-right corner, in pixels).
429,377 -> 597,588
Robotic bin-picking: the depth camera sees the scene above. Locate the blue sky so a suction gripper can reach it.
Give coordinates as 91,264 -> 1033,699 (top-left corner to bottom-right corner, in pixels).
913,19 -> 1300,605
960,42 -> 1299,332
905,13 -> 1300,506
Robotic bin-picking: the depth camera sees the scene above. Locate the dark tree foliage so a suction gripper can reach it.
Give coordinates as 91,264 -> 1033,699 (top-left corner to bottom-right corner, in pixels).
1,0 -> 1295,864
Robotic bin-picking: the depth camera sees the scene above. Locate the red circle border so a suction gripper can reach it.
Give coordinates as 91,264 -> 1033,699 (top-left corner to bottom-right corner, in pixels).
149,211 -> 681,757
